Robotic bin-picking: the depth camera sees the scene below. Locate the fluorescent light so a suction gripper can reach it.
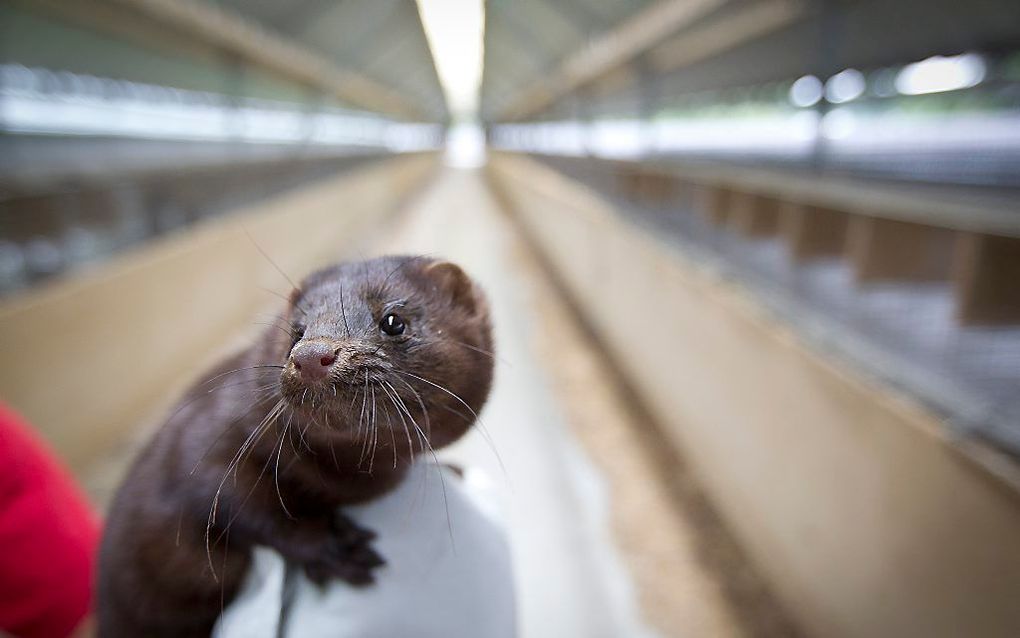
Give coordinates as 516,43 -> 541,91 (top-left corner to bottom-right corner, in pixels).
825,68 -> 865,103
895,53 -> 986,96
492,114 -> 822,157
416,0 -> 485,119
789,75 -> 823,108
0,64 -> 442,149
445,121 -> 486,167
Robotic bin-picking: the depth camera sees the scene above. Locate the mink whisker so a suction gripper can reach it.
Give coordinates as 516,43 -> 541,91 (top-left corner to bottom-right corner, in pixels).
339,280 -> 351,339
282,410 -> 299,463
378,262 -> 405,291
394,370 -> 506,478
231,400 -> 287,480
205,398 -> 286,577
382,381 -> 417,460
385,400 -> 399,470
325,411 -> 339,469
256,285 -> 310,318
253,318 -> 298,342
189,390 -> 280,477
368,382 -> 379,474
392,377 -> 432,441
165,371 -> 281,441
211,406 -> 293,548
379,387 -> 435,525
378,383 -> 410,469
200,365 -> 285,388
357,372 -> 371,465
391,392 -> 454,548
244,229 -> 302,301
421,338 -> 510,368
273,418 -> 296,520
298,419 -> 315,454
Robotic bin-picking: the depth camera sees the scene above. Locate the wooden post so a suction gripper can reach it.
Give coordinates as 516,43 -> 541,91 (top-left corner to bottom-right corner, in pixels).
954,233 -> 1020,325
730,193 -> 782,237
848,216 -> 957,283
781,203 -> 849,261
695,185 -> 732,226
615,165 -> 644,198
2,194 -> 64,242
640,171 -> 677,204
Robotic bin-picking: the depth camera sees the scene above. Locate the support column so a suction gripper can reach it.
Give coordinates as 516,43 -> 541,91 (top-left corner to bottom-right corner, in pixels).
695,185 -> 733,226
954,233 -> 1020,325
639,170 -> 678,205
848,217 -> 956,283
781,202 -> 849,261
730,193 -> 782,237
615,164 -> 643,199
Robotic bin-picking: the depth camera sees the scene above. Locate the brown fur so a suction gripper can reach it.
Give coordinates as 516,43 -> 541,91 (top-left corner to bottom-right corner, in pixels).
98,256 -> 494,637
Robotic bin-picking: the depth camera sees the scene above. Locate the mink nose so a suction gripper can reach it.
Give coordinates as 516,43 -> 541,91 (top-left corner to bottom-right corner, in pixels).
290,341 -> 337,380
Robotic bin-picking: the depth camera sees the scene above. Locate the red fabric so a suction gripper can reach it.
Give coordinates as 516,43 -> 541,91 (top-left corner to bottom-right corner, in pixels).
0,403 -> 101,638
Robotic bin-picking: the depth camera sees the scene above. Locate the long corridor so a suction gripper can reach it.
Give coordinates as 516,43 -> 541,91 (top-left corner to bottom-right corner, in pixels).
367,168 -> 749,638
4,2 -> 1020,636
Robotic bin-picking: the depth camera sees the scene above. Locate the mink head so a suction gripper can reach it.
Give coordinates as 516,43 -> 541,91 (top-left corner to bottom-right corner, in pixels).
278,256 -> 493,454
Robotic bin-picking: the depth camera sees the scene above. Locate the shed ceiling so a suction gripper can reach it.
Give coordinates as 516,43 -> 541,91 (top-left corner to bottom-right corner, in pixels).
481,0 -> 1020,123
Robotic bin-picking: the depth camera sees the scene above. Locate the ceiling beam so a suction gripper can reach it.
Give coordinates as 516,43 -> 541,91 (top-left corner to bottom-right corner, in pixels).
491,2 -> 563,67
537,0 -> 609,34
649,0 -> 805,73
98,0 -> 427,119
496,0 -> 731,121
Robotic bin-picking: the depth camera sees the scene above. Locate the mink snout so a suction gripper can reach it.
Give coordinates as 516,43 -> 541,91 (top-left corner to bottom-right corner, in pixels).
290,339 -> 338,380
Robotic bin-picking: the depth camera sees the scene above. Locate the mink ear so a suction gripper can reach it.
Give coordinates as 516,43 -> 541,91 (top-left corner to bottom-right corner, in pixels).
424,260 -> 478,315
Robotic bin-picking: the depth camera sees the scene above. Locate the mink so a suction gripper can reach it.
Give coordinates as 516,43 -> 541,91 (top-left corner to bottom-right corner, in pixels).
98,255 -> 494,637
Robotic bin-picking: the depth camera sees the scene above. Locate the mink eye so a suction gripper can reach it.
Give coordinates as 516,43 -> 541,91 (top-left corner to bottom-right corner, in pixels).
291,324 -> 305,345
379,313 -> 405,336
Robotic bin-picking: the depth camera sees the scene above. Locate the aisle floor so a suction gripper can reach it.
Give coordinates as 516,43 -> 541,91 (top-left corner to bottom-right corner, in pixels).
372,167 -> 659,638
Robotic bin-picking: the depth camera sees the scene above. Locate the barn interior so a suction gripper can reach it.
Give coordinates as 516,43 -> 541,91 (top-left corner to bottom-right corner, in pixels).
1,1 -> 1019,636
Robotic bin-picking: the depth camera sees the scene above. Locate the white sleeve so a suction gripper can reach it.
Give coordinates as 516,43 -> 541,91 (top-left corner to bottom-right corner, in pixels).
214,463 -> 517,638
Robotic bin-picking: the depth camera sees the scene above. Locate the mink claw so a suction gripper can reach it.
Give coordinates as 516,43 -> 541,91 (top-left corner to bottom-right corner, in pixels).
300,524 -> 386,587
302,549 -> 382,588
303,561 -> 333,587
332,511 -> 376,539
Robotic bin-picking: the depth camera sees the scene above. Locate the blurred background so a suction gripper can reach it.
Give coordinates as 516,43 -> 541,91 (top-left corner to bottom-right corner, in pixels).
1,0 -> 1019,636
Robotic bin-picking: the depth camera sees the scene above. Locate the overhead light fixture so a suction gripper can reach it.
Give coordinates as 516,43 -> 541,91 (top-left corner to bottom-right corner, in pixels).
416,0 -> 485,119
789,75 -> 823,108
895,53 -> 986,96
825,68 -> 866,103
0,64 -> 441,149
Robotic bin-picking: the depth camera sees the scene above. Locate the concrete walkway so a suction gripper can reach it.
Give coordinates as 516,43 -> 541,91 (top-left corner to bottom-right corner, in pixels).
374,168 -> 659,638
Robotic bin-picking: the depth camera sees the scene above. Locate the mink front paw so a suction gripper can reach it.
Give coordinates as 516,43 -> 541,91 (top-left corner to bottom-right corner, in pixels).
303,513 -> 384,587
